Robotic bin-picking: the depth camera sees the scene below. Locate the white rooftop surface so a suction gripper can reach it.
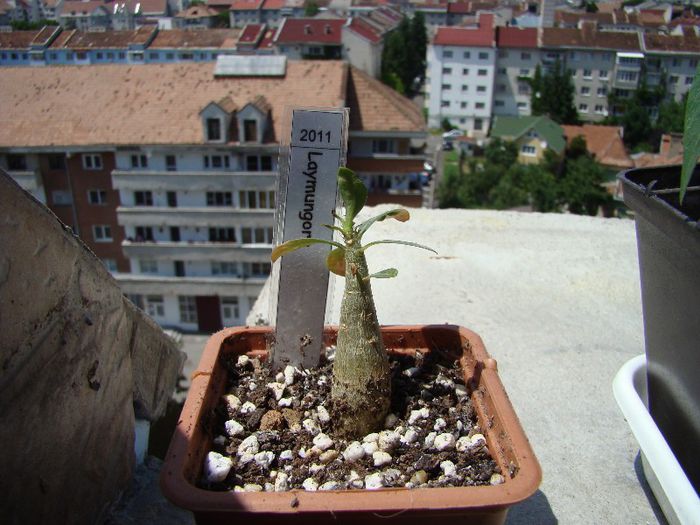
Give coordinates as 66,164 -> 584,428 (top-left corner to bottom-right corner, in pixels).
214,55 -> 287,77
253,205 -> 660,523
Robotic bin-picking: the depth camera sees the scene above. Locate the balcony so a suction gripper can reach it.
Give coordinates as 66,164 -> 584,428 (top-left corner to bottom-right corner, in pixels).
111,170 -> 276,192
114,272 -> 267,296
116,206 -> 275,228
7,170 -> 42,192
121,240 -> 272,262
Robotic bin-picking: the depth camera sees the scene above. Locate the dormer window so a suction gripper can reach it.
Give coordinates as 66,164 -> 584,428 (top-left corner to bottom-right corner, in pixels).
243,119 -> 258,142
206,118 -> 222,141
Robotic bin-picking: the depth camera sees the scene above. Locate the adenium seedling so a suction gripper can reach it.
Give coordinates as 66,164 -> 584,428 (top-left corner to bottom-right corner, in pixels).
271,167 -> 436,437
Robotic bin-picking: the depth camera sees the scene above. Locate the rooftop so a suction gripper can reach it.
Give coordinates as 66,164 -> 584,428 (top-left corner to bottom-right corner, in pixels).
562,124 -> 633,169
490,115 -> 566,154
496,26 -> 538,49
148,28 -> 241,49
432,13 -> 495,48
541,25 -> 641,51
274,18 -> 346,44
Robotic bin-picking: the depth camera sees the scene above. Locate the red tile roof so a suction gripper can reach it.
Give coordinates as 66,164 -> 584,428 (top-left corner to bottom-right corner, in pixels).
346,17 -> 382,44
238,23 -> 266,45
541,25 -> 640,51
643,26 -> 700,53
0,30 -> 41,49
148,28 -> 240,48
562,124 -> 633,169
48,26 -> 157,49
496,27 -> 537,49
262,0 -> 285,9
175,5 -> 219,18
230,0 -> 264,11
275,18 -> 345,44
60,1 -> 108,15
432,13 -> 494,47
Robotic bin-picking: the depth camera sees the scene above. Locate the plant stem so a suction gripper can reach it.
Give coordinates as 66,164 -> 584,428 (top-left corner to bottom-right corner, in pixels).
331,241 -> 391,437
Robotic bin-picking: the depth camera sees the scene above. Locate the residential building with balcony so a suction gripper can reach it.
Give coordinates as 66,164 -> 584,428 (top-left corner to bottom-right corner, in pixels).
0,58 -> 427,331
493,26 -> 539,117
273,17 -> 344,59
425,13 -> 496,137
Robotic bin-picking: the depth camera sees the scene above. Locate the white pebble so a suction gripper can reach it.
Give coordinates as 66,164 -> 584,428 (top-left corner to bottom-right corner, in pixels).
384,413 -> 399,428
317,375 -> 328,386
298,447 -> 308,459
243,483 -> 263,492
254,451 -> 275,469
317,405 -> 331,423
365,473 -> 384,490
362,441 -> 378,455
303,418 -> 321,435
319,450 -> 339,463
383,468 -> 402,485
204,452 -> 232,483
363,433 -> 379,443
267,382 -> 286,401
456,421 -> 464,433
456,436 -> 473,452
239,452 -> 255,465
237,435 -> 259,456
401,428 -> 418,444
440,460 -> 457,477
275,472 -> 289,491
248,382 -> 257,391
408,407 -> 430,424
279,449 -> 293,461
223,394 -> 241,412
490,473 -> 505,485
275,372 -> 285,383
343,441 -> 365,462
224,419 -> 245,437
435,374 -> 454,389
309,464 -> 324,475
433,418 -> 447,431
471,433 -> 486,447
240,401 -> 256,414
325,346 -> 336,361
302,478 -> 318,491
312,433 -> 334,451
373,451 -> 392,467
424,432 -> 437,449
455,384 -> 468,397
283,365 -> 296,386
434,433 -> 456,451
264,483 -> 275,492
278,397 -> 293,407
319,481 -> 340,490
378,431 -> 400,451
403,367 -> 420,377
237,355 -> 250,367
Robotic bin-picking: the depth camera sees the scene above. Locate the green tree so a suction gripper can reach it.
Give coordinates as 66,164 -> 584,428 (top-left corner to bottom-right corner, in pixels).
558,156 -> 611,215
381,29 -> 408,95
408,12 -> 427,87
533,59 -> 579,124
523,163 -> 560,212
585,1 -> 599,13
484,138 -> 518,168
656,97 -> 686,134
381,15 -> 427,96
304,0 -> 319,17
530,65 -> 545,115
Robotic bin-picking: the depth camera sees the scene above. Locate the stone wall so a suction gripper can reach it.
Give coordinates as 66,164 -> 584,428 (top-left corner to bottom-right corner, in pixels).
0,172 -> 185,524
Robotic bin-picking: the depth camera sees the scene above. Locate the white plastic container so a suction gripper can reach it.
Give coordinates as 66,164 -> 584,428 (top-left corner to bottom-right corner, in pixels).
613,354 -> 700,525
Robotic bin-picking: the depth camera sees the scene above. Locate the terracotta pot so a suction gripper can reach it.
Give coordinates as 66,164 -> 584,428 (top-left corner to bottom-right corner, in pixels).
161,325 -> 541,525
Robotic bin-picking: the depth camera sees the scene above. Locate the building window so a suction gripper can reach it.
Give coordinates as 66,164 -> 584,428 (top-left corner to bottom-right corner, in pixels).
211,261 -> 238,276
519,68 -> 530,76
96,52 -> 103,60
518,83 -> 530,95
76,51 -> 87,60
221,297 -> 240,321
166,52 -> 174,60
462,84 -> 469,91
476,85 -> 486,93
206,118 -> 222,141
102,259 -> 117,272
517,101 -> 528,110
52,190 -> 73,206
521,145 -> 536,156
494,100 -> 504,107
478,52 -> 488,60
498,67 -> 506,74
372,139 -> 396,154
597,87 -> 608,97
131,52 -> 144,62
474,119 -> 483,130
145,295 -> 165,317
669,75 -> 679,84
521,52 -> 531,60
82,154 -> 103,170
595,105 -> 605,114
477,69 -> 487,76
139,259 -> 158,274
239,190 -> 275,209
599,70 -> 608,79
463,51 -> 470,59
48,154 -> 65,170
165,155 -> 177,171
209,227 -> 236,242
441,83 -> 451,90
578,103 -> 589,112
244,262 -> 272,277
462,68 -> 469,75
245,155 -> 272,171
441,101 -> 450,108
582,69 -> 592,79
178,296 -> 198,324
131,154 -> 148,168
206,191 -> 233,206
149,52 -> 159,60
88,189 -> 107,205
135,226 -> 154,241
617,71 -> 637,83
460,102 -> 467,109
134,191 -> 153,206
119,52 -> 126,59
475,102 -> 485,109
241,227 -> 273,244
93,225 -> 112,242
204,155 -> 230,169
243,119 -> 258,142
442,67 -> 452,74
687,76 -> 695,86
498,50 -> 508,58
580,86 -> 590,96
443,50 -> 453,58
7,154 -> 27,170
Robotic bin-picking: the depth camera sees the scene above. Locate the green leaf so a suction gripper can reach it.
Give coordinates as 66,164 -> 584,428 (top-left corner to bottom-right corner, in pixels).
356,208 -> 410,238
681,67 -> 700,203
271,238 -> 344,262
338,167 -> 367,227
322,223 -> 346,236
326,247 -> 346,276
362,239 -> 437,254
366,268 -> 398,280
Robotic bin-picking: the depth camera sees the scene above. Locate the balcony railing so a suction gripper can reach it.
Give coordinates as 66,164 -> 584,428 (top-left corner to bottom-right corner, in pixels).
121,240 -> 272,262
114,273 -> 267,296
112,170 -> 276,191
116,206 -> 275,228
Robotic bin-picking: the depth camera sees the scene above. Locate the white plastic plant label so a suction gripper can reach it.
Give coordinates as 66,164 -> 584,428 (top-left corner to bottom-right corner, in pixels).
271,108 -> 348,369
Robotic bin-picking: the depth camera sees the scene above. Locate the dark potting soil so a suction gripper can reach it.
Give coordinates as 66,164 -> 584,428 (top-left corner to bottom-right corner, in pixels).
200,349 -> 501,492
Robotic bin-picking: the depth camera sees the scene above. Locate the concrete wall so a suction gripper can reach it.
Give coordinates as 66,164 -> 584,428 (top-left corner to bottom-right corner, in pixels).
0,171 -> 184,525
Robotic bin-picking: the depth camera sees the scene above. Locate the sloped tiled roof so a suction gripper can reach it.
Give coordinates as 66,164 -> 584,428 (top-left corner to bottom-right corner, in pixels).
0,30 -> 41,49
49,26 -> 157,49
345,66 -> 425,133
275,18 -> 345,44
175,5 -> 219,18
230,0 -> 264,11
432,13 -> 494,47
0,61 -> 346,147
491,115 -> 566,154
541,25 -> 641,51
149,29 -> 241,49
496,27 -> 537,49
346,17 -> 382,44
562,124 -> 633,169
643,26 -> 700,53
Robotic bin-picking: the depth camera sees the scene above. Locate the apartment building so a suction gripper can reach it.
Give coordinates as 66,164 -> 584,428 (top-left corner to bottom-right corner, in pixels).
493,26 -> 539,117
0,58 -> 426,331
425,13 -> 496,137
273,17 -> 345,59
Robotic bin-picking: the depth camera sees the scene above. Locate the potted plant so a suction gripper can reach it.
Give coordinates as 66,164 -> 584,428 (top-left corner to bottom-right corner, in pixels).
161,168 -> 541,524
616,77 -> 700,500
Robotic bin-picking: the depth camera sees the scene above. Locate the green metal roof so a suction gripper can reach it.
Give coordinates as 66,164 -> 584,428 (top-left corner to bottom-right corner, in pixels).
490,115 -> 566,154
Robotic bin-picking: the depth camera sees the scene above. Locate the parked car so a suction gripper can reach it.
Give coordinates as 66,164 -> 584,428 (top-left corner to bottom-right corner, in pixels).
423,161 -> 435,173
442,141 -> 454,151
442,129 -> 463,140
